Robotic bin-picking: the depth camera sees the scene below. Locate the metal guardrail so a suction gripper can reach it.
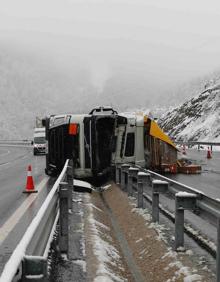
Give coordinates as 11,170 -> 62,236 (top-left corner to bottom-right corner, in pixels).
0,159 -> 73,282
175,140 -> 220,147
116,164 -> 220,282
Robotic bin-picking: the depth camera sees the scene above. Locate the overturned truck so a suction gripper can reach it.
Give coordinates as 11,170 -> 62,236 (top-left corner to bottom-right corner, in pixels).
44,106 -> 178,181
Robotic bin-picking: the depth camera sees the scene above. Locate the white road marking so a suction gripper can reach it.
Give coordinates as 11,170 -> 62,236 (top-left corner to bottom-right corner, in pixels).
0,176 -> 49,245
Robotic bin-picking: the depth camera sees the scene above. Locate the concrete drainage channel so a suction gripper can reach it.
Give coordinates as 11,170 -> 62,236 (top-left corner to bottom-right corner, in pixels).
100,193 -> 146,282
50,182 -> 147,282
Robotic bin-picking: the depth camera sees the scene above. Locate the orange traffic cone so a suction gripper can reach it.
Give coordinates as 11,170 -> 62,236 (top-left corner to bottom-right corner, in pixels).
207,147 -> 212,159
23,165 -> 37,193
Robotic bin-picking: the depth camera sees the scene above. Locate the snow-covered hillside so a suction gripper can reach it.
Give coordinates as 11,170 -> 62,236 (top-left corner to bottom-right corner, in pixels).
0,47 -> 100,139
159,78 -> 220,142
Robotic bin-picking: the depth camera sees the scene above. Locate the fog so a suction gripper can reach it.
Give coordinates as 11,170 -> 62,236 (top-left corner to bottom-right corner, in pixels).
1,0 -> 220,109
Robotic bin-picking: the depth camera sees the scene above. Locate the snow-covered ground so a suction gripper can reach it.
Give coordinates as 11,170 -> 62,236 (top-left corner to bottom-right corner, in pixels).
159,75 -> 220,143
131,201 -> 206,282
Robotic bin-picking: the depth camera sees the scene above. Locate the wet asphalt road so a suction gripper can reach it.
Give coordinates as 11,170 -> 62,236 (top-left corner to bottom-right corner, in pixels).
0,145 -> 54,274
0,146 -> 47,226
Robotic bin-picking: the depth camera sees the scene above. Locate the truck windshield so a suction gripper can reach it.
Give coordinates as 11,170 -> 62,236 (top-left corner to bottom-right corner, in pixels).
34,137 -> 46,144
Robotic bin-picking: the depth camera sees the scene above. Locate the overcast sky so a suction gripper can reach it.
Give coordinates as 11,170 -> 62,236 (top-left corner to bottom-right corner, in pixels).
1,0 -> 220,92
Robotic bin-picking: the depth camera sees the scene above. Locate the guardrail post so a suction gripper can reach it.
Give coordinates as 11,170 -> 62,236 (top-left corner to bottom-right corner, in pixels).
69,158 -> 74,174
137,172 -> 149,208
110,164 -> 115,181
217,218 -> 220,282
152,180 -> 169,222
115,165 -> 120,184
120,164 -> 130,191
59,182 -> 69,254
124,164 -> 130,192
142,172 -> 151,192
67,164 -> 73,211
174,192 -> 197,250
120,166 -> 124,189
128,168 -> 139,196
22,255 -> 47,282
137,173 -> 143,208
175,202 -> 184,251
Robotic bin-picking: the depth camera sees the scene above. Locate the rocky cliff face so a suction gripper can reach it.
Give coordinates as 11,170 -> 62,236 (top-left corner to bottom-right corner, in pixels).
159,81 -> 220,142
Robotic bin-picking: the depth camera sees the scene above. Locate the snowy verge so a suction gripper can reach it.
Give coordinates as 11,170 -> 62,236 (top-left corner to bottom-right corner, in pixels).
128,197 -> 208,282
85,195 -> 125,282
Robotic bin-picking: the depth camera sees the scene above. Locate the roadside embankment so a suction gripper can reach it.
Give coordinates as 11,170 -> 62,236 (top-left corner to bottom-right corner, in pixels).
53,182 -> 214,281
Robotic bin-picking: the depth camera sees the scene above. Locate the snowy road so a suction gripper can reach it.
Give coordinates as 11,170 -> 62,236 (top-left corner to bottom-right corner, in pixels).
170,148 -> 220,199
0,146 -> 54,275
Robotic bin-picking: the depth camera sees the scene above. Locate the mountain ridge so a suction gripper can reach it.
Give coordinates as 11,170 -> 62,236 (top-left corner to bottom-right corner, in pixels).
159,79 -> 220,142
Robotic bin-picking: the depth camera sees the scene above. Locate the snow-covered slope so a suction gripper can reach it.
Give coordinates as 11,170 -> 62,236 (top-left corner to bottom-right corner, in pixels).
159,80 -> 220,142
0,47 -> 100,139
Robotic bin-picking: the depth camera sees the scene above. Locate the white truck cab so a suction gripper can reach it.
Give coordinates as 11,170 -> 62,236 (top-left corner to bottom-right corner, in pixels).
112,113 -> 145,168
